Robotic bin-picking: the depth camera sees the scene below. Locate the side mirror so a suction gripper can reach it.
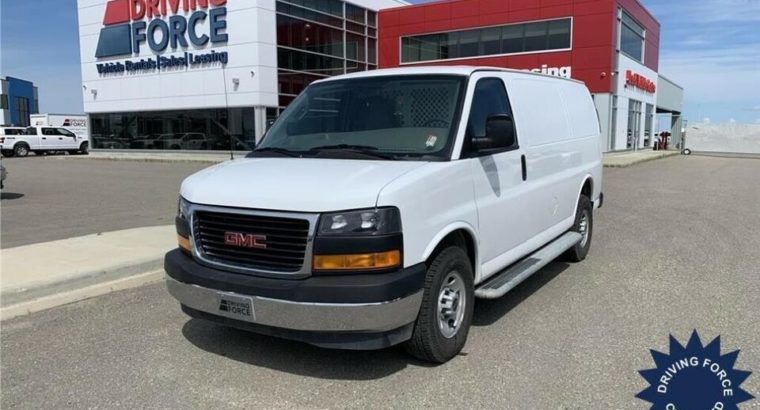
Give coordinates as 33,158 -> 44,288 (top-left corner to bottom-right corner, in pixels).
472,114 -> 515,151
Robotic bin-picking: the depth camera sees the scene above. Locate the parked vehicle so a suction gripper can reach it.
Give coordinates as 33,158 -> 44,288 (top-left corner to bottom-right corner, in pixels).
1,126 -> 89,157
165,67 -> 604,363
30,114 -> 90,141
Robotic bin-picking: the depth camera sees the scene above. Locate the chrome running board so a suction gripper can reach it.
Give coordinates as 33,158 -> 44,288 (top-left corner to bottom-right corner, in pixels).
475,232 -> 582,299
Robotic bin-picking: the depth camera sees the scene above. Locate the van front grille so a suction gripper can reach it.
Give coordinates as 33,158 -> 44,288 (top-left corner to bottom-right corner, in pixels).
193,210 -> 310,273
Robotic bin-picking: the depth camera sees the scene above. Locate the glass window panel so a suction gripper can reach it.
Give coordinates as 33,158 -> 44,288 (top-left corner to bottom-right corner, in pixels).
524,21 -> 548,51
458,30 -> 480,57
501,25 -> 523,53
417,34 -> 443,61
622,11 -> 644,36
367,10 -> 377,27
480,27 -> 501,55
346,33 -> 366,61
442,32 -> 459,59
547,19 -> 570,49
621,24 -> 643,61
368,38 -> 377,64
346,21 -> 365,34
345,4 -> 365,23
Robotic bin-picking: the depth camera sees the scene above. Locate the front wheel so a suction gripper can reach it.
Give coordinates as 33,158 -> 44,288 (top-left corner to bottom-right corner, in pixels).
564,195 -> 593,262
404,246 -> 474,363
13,143 -> 29,157
79,142 -> 89,155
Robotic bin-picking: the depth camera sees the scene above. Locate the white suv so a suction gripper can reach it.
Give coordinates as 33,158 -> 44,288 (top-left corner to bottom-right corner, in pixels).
165,67 -> 603,363
1,126 -> 90,157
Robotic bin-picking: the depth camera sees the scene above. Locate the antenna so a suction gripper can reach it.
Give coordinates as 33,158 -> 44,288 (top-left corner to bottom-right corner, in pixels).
221,65 -> 233,160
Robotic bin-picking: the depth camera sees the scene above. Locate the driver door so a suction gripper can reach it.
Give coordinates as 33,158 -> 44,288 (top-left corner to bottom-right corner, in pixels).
55,128 -> 79,149
464,76 -> 531,270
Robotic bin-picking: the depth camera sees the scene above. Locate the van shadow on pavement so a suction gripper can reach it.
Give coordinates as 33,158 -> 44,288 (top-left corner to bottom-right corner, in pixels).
181,261 -> 570,380
473,261 -> 570,327
181,318 -> 432,380
0,192 -> 24,200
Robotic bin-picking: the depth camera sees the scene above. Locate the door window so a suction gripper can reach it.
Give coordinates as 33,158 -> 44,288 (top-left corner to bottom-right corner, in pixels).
57,128 -> 76,137
464,78 -> 517,156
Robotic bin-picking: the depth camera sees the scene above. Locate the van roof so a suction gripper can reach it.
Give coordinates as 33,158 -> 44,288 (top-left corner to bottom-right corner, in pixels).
313,66 -> 585,85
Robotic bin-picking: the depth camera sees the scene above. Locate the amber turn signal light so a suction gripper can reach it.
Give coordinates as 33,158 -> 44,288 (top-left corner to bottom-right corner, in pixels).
313,250 -> 401,271
178,235 -> 192,254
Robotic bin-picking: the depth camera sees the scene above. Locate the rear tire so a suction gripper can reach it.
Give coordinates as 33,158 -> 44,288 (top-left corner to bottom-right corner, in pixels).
564,195 -> 593,262
404,246 -> 474,363
13,143 -> 29,157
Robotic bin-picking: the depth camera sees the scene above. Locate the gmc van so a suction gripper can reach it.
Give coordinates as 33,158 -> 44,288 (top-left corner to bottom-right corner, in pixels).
166,67 -> 603,363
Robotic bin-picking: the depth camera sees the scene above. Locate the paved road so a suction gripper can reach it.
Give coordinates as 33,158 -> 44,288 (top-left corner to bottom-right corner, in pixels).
0,156 -> 208,248
2,156 -> 759,408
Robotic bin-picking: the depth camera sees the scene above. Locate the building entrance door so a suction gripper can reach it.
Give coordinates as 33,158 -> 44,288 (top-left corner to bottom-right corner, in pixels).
627,99 -> 642,150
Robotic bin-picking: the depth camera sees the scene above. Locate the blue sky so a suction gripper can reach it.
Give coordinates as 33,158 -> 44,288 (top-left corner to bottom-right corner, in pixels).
1,0 -> 758,123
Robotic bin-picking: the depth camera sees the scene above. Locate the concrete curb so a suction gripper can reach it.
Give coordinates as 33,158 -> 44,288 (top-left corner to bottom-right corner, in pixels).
0,270 -> 165,321
1,257 -> 164,307
603,151 -> 680,168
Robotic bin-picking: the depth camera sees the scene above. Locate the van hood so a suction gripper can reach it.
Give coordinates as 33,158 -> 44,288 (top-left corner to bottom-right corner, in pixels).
181,157 -> 428,212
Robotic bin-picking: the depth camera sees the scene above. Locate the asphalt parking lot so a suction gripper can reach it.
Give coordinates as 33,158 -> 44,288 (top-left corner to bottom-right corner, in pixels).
0,156 -> 208,248
1,155 -> 759,408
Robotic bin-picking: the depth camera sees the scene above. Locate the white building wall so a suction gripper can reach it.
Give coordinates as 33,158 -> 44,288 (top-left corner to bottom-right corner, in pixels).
78,0 -> 279,114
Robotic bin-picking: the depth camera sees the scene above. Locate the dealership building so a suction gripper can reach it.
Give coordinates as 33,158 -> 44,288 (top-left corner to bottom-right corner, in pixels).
78,0 -> 682,152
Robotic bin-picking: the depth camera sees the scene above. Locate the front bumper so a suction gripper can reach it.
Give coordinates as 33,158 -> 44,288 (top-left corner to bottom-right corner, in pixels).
164,249 -> 426,349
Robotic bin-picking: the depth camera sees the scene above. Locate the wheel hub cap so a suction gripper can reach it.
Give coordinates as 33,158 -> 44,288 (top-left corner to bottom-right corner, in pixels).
438,271 -> 466,339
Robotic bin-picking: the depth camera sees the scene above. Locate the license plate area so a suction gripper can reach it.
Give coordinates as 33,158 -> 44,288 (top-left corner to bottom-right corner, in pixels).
216,292 -> 255,321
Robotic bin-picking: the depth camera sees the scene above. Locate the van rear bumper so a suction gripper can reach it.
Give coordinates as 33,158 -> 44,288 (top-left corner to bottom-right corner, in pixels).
164,249 -> 425,349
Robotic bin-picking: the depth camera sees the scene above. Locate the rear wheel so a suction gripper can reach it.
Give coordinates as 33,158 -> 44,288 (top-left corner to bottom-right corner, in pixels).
13,143 -> 29,157
564,195 -> 593,262
404,246 -> 474,363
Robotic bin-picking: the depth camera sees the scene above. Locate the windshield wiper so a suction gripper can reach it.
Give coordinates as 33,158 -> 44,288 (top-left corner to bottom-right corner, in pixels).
309,144 -> 395,160
248,147 -> 299,157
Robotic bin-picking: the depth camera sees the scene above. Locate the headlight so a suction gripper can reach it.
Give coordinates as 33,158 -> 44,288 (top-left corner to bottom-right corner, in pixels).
177,196 -> 191,220
317,207 -> 401,236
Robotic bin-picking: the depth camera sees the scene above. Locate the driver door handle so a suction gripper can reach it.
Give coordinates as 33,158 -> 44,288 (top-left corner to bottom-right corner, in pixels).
521,155 -> 527,181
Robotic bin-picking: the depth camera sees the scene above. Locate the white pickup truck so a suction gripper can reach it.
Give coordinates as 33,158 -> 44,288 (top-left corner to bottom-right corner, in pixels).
0,126 -> 89,157
165,67 -> 603,363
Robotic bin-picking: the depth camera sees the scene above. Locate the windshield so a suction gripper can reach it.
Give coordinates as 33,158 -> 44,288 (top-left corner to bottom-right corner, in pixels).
256,75 -> 466,160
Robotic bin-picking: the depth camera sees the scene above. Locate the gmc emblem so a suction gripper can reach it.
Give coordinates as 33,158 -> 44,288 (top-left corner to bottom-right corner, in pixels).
224,232 -> 267,249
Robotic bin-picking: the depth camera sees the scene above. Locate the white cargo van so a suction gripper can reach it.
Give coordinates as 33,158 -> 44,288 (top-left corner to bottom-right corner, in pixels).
165,67 -> 603,363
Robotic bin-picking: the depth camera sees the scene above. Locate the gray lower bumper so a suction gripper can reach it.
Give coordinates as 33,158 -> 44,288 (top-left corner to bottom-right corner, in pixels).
166,276 -> 423,333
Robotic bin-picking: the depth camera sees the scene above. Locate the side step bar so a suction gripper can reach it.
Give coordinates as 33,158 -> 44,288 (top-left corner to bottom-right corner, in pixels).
475,232 -> 582,299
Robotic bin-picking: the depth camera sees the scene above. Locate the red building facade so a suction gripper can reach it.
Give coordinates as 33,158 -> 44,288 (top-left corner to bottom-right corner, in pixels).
377,0 -> 673,151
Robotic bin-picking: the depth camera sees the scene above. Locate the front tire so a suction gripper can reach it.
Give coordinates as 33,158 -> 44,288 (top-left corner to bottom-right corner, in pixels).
79,142 -> 89,155
13,143 -> 29,157
564,195 -> 593,262
404,246 -> 474,363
